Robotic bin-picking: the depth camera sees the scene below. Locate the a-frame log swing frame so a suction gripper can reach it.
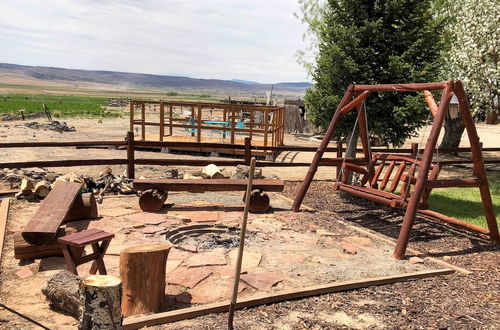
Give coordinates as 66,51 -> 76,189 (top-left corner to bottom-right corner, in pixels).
292,80 -> 499,259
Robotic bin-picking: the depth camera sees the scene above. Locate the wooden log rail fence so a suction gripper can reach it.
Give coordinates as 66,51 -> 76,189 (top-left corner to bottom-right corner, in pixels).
0,135 -> 498,179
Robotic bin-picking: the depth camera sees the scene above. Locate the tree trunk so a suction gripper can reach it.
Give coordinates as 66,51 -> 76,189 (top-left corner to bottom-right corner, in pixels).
439,111 -> 465,151
42,271 -> 81,319
15,227 -> 76,260
64,193 -> 98,222
120,245 -> 171,317
138,189 -> 168,212
79,275 -> 122,330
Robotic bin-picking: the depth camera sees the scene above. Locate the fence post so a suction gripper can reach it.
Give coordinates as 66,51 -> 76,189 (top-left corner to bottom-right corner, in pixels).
411,142 -> 419,156
244,137 -> 251,165
336,141 -> 343,180
127,131 -> 135,179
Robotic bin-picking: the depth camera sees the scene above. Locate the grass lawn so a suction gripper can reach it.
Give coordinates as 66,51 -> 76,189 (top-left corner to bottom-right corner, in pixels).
0,93 -> 119,118
427,172 -> 500,228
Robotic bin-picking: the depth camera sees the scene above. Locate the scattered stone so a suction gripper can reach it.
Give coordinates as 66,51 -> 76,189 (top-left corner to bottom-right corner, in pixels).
310,256 -> 335,265
188,278 -> 245,304
316,228 -> 339,237
240,271 -> 284,291
15,266 -> 34,279
100,208 -> 139,217
228,250 -> 262,270
443,256 -> 452,261
185,249 -> 226,267
167,267 -> 213,288
125,212 -> 167,225
339,242 -> 357,255
409,257 -> 425,264
177,244 -> 198,253
140,226 -> 164,234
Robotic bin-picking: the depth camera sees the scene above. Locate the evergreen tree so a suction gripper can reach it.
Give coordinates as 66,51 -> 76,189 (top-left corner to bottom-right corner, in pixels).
299,0 -> 447,146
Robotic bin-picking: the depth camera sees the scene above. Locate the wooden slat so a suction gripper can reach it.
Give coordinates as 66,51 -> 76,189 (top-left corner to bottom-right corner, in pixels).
389,161 -> 406,193
133,179 -> 284,193
380,161 -> 396,190
424,178 -> 481,189
22,181 -> 82,245
123,269 -> 454,329
0,159 -> 128,169
57,229 -> 114,247
0,199 -> 10,264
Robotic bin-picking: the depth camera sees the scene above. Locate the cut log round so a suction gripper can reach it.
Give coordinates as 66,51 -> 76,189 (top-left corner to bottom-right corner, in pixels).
202,164 -> 225,179
34,181 -> 50,198
42,270 -> 81,319
138,189 -> 168,212
248,191 -> 270,213
120,245 -> 171,317
15,227 -> 77,260
79,275 -> 122,330
64,193 -> 98,222
20,178 -> 35,192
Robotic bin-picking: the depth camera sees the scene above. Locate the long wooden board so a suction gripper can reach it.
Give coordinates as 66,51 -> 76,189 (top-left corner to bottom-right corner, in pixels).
0,199 -> 10,264
123,268 -> 454,329
133,179 -> 284,193
22,181 -> 82,245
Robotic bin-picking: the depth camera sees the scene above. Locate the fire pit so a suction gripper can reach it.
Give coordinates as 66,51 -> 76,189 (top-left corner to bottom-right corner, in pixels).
165,224 -> 242,250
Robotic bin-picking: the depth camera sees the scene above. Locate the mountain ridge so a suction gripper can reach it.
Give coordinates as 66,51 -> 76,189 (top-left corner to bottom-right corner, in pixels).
0,63 -> 311,94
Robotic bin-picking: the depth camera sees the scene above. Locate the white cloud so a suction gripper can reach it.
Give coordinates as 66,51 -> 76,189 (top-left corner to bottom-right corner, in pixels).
0,0 -> 309,83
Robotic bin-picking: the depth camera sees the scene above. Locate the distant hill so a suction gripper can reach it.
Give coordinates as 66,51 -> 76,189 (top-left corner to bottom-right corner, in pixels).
0,63 -> 311,94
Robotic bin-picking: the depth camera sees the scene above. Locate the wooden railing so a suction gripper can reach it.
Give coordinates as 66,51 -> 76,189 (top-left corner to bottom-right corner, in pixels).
0,134 -> 498,180
130,100 -> 285,148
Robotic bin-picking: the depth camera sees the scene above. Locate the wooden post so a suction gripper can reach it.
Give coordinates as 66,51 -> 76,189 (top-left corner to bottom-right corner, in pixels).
244,137 -> 251,165
223,108 -> 227,139
169,104 -> 173,136
159,102 -> 164,141
393,82 -> 455,259
127,131 -> 135,180
129,101 -> 134,134
356,103 -> 371,161
454,81 -> 499,242
231,105 -> 236,144
120,245 -> 171,317
141,103 -> 146,141
292,85 -> 354,212
263,108 -> 269,148
249,110 -> 254,140
80,275 -> 122,330
228,158 -> 256,329
411,143 -> 419,156
0,199 -> 10,265
197,104 -> 202,143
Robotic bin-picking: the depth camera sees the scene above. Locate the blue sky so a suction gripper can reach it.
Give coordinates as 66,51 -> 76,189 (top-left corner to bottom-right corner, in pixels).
0,0 -> 310,83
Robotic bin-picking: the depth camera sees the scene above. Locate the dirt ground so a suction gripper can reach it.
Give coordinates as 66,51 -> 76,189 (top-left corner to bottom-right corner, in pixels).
0,118 -> 498,329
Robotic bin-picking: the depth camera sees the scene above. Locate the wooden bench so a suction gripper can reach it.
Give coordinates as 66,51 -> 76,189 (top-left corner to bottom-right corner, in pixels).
333,153 -> 442,210
133,179 -> 285,213
22,181 -> 82,245
57,229 -> 114,275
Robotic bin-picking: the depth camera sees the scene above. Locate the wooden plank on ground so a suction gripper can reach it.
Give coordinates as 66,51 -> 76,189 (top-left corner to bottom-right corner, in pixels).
133,179 -> 285,193
123,268 -> 454,329
0,198 -> 10,264
22,181 -> 82,246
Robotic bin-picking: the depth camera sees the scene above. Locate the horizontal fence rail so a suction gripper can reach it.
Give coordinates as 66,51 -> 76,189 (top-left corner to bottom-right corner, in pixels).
0,133 -> 498,176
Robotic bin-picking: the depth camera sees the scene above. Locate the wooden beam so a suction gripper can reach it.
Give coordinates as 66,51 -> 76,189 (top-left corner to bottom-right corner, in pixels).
353,82 -> 448,92
123,269 -> 454,329
340,91 -> 370,114
0,199 -> 10,264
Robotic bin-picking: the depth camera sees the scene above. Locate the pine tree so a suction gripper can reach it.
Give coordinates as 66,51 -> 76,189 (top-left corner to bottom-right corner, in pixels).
299,0 -> 447,146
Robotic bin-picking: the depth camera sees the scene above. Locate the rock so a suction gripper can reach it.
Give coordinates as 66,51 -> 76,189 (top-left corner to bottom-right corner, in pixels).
316,228 -> 339,237
228,250 -> 262,270
339,242 -> 357,255
345,236 -> 373,246
15,266 -> 34,279
167,267 -> 213,288
443,256 -> 452,261
185,249 -> 226,267
409,257 -> 425,264
240,271 -> 283,291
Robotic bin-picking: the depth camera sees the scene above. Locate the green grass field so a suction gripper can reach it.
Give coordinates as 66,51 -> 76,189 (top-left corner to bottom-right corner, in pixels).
427,172 -> 500,228
0,93 -> 119,118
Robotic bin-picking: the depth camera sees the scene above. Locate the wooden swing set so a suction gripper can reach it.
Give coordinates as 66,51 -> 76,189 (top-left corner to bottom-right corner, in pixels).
292,81 -> 499,259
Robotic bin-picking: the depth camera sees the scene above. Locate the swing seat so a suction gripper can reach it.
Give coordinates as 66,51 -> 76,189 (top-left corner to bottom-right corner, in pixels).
333,153 -> 441,210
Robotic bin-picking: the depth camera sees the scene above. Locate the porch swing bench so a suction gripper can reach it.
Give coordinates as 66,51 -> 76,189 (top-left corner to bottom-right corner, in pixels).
333,153 -> 443,210
292,81 -> 499,259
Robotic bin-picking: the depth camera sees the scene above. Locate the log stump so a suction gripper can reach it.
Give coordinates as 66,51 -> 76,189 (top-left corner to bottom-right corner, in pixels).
120,245 -> 171,316
65,193 -> 98,222
138,189 -> 168,212
15,227 -> 77,260
79,275 -> 122,330
42,270 -> 81,319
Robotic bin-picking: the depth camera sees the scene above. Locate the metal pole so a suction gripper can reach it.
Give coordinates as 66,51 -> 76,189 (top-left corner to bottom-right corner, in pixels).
228,157 -> 256,329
